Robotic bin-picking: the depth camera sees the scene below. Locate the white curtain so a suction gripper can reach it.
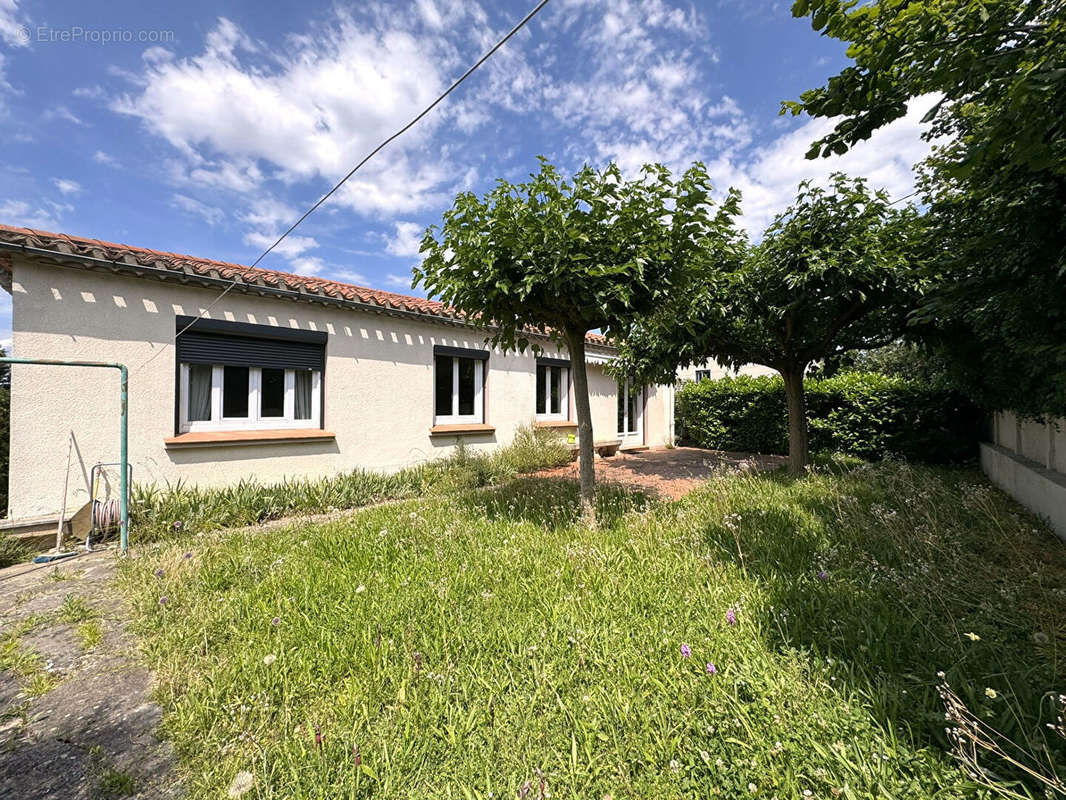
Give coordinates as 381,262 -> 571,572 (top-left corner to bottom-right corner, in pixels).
295,370 -> 313,420
187,364 -> 212,421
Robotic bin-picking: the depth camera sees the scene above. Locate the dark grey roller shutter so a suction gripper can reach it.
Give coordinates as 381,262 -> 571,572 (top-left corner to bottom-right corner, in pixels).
175,316 -> 326,370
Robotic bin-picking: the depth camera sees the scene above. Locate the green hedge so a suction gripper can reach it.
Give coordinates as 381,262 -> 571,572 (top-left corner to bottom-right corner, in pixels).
676,373 -> 985,463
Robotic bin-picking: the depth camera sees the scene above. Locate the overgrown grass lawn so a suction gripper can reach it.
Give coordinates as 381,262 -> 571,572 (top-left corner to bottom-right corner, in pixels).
120,464 -> 1066,799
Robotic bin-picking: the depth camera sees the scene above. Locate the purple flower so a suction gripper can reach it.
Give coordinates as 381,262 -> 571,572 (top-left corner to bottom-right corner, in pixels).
706,662 -> 717,675
271,616 -> 281,627
680,643 -> 691,659
726,608 -> 737,626
172,520 -> 183,531
154,568 -> 164,579
159,596 -> 168,606
183,551 -> 193,560
817,570 -> 829,581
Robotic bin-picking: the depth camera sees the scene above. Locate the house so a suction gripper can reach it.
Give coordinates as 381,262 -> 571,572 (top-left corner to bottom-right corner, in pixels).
0,224 -> 676,529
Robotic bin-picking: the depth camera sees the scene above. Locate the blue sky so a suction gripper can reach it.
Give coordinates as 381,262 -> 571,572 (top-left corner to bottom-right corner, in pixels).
0,0 -> 937,350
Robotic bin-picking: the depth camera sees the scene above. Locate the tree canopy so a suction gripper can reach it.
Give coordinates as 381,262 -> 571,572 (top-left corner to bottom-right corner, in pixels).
787,0 -> 1066,416
618,173 -> 923,473
416,157 -> 739,518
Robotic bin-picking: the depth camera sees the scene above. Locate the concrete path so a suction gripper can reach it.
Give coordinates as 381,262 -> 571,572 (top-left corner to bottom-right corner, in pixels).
0,549 -> 180,799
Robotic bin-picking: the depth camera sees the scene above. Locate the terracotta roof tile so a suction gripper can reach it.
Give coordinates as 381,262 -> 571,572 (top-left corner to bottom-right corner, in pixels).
0,223 -> 610,346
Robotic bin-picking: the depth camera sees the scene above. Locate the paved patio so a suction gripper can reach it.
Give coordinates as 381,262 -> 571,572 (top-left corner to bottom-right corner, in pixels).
537,446 -> 786,499
0,549 -> 179,799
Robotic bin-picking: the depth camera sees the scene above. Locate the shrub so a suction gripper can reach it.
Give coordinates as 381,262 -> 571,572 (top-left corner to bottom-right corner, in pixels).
676,373 -> 984,463
130,424 -> 573,541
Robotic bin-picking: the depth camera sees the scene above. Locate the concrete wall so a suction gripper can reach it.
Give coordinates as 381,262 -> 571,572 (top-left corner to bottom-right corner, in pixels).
7,258 -> 673,519
983,412 -> 1066,540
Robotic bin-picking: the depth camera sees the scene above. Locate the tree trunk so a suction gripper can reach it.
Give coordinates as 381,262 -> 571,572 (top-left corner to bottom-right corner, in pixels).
564,327 -> 597,526
781,367 -> 809,475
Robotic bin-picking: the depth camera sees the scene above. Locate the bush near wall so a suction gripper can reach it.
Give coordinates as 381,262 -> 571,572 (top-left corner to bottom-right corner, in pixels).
676,373 -> 984,463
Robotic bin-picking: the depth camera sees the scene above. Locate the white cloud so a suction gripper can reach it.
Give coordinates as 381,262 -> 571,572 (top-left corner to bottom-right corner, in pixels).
52,178 -> 82,195
92,150 -> 119,167
112,13 -> 465,216
171,193 -> 224,226
242,231 -> 318,259
333,269 -> 369,285
714,96 -> 940,236
43,105 -> 85,125
386,272 -> 414,288
385,221 -> 425,257
0,199 -> 62,229
536,0 -> 733,174
0,0 -> 28,47
289,256 -> 324,276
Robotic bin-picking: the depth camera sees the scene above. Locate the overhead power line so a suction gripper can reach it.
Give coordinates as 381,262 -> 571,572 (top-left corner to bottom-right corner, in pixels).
134,0 -> 553,374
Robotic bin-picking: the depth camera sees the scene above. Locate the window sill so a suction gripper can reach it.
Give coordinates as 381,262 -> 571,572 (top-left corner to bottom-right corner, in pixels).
165,429 -> 336,449
429,423 -> 496,436
535,420 -> 577,429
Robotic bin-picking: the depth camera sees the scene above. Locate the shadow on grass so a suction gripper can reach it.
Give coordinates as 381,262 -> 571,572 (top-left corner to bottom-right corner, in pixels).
457,477 -> 652,529
686,462 -> 1066,793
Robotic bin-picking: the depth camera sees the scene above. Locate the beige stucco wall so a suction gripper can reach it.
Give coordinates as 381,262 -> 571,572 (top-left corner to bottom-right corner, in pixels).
7,258 -> 673,519
676,359 -> 775,383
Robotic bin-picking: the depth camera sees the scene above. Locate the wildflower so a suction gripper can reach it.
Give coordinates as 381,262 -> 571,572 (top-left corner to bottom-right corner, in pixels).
263,654 -> 277,666
1033,631 -> 1049,644
817,570 -> 829,581
171,520 -> 183,531
271,616 -> 281,627
726,608 -> 737,626
154,568 -> 164,578
680,643 -> 691,659
985,687 -> 998,699
413,651 -> 423,672
314,725 -> 323,749
669,759 -> 680,772
183,551 -> 193,560
227,771 -> 254,798
706,662 -> 717,675
159,596 -> 168,606
356,585 -> 366,594
352,744 -> 362,767
963,632 -> 980,642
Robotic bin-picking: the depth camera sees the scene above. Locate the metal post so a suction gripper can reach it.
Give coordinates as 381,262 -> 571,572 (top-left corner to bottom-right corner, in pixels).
0,358 -> 130,554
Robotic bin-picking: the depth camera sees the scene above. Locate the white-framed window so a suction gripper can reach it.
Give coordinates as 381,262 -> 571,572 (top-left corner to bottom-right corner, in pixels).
179,363 -> 321,432
434,355 -> 484,424
536,363 -> 569,420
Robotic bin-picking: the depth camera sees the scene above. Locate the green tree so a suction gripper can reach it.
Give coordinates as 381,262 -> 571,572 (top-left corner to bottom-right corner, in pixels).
416,158 -> 738,520
619,174 -> 921,474
787,0 -> 1066,415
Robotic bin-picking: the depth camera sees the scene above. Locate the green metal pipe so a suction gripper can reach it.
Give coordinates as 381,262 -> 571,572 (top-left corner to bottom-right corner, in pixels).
0,357 -> 130,554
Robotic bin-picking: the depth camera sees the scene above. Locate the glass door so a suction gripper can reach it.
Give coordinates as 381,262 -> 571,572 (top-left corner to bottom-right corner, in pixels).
616,378 -> 644,445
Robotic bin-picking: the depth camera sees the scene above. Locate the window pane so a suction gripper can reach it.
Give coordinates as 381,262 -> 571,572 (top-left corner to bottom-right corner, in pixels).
187,364 -> 212,422
617,381 -> 625,432
222,366 -> 249,418
294,370 -> 313,420
550,366 -> 561,414
434,356 -> 453,417
457,358 -> 475,416
536,366 -> 546,415
627,383 -> 640,433
261,368 -> 285,417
